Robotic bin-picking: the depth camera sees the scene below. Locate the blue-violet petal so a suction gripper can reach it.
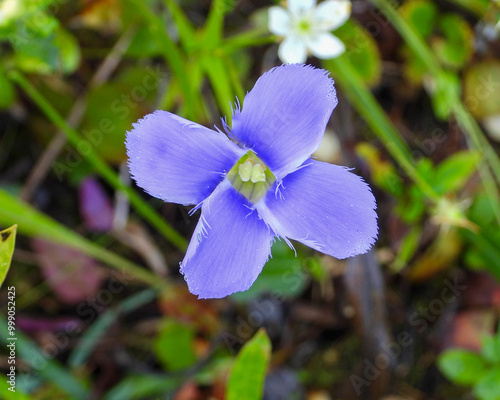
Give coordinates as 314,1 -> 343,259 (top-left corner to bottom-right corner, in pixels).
126,110 -> 244,206
256,159 -> 378,259
181,180 -> 274,298
231,64 -> 337,180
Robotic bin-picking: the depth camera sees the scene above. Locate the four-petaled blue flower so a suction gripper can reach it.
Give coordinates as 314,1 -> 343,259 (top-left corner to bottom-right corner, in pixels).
126,64 -> 378,299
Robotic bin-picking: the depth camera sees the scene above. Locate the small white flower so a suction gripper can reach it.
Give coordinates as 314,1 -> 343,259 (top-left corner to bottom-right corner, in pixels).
269,0 -> 351,64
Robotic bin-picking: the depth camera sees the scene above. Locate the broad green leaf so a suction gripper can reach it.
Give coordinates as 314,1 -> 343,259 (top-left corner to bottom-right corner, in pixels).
464,193 -> 500,279
432,14 -> 474,70
463,229 -> 500,281
464,60 -> 500,119
226,329 -> 271,400
11,30 -> 59,74
431,151 -> 479,195
438,349 -> 488,385
154,319 -> 197,371
399,0 -> 438,38
481,335 -> 500,365
474,368 -> 500,400
470,194 -> 498,227
0,225 -> 16,289
232,241 -> 306,302
334,20 -> 381,87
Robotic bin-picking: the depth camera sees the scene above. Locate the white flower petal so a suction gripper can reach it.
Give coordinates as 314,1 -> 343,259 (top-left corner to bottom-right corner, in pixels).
288,0 -> 317,16
308,32 -> 345,59
314,0 -> 351,31
269,6 -> 292,36
278,36 -> 308,64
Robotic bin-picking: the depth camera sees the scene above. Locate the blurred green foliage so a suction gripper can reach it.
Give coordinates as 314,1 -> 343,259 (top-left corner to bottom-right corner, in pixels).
0,0 -> 500,398
438,324 -> 500,400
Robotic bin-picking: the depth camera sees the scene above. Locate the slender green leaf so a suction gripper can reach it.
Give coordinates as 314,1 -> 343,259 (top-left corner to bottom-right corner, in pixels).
165,0 -> 198,52
226,329 -> 271,400
124,0 -> 203,121
202,0 -> 234,47
103,375 -> 180,400
201,54 -> 234,120
0,65 -> 16,108
68,289 -> 158,368
0,316 -> 89,400
0,189 -> 164,288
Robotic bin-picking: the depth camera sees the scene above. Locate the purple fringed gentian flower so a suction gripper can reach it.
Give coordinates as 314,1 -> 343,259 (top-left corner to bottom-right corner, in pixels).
126,64 -> 378,299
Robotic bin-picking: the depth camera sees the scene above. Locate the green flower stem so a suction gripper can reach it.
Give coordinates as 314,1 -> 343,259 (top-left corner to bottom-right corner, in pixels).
9,70 -> 188,252
326,57 -> 441,203
371,0 -> 500,188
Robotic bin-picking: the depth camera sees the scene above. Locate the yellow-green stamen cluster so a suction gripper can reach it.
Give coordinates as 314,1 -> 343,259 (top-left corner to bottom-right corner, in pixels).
227,151 -> 276,204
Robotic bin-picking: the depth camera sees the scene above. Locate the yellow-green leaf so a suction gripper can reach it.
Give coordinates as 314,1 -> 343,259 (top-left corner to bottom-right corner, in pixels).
0,225 -> 17,289
226,329 -> 271,400
334,20 -> 382,87
432,14 -> 474,70
400,0 -> 438,38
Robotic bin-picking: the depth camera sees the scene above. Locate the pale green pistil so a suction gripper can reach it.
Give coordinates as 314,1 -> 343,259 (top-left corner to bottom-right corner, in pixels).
297,19 -> 311,33
228,151 -> 276,204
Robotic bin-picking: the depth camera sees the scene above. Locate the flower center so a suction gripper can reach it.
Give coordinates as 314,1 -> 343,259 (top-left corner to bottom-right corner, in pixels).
227,151 -> 276,204
297,18 -> 311,34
